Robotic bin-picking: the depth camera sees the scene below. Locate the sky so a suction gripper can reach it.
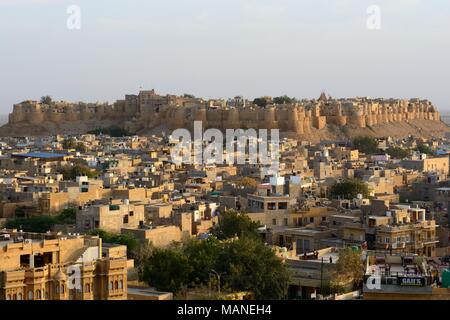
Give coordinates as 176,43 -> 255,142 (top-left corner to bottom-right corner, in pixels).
0,0 -> 450,114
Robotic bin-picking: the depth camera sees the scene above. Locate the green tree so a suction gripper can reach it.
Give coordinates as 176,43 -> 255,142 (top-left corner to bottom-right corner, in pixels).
89,229 -> 139,257
87,125 -> 134,137
182,237 -> 223,285
75,142 -> 87,153
330,179 -> 370,199
62,138 -> 77,150
386,147 -> 410,159
58,208 -> 77,224
59,164 -> 98,180
211,210 -> 261,240
143,248 -> 191,293
330,248 -> 364,293
132,242 -> 154,281
416,144 -> 434,155
353,136 -> 379,155
273,95 -> 294,105
4,216 -> 58,233
40,95 -> 52,105
253,97 -> 268,108
217,237 -> 290,300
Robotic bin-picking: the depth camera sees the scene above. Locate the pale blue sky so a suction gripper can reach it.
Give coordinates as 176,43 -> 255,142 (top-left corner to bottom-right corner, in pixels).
0,0 -> 449,113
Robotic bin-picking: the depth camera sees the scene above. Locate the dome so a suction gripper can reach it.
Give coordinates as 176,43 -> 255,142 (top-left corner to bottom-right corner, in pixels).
54,270 -> 67,281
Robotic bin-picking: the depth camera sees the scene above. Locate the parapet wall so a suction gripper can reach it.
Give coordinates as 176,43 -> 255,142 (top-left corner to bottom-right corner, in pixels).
6,95 -> 442,135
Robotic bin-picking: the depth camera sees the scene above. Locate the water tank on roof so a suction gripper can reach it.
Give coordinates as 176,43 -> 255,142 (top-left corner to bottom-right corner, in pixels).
270,176 -> 284,186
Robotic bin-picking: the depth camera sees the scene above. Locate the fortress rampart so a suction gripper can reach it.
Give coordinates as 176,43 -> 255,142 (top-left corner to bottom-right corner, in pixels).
6,90 -> 442,135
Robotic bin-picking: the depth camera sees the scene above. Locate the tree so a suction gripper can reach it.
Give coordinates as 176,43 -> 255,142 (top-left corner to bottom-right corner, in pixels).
216,237 -> 290,300
62,138 -> 77,150
75,142 -> 87,153
4,207 -> 78,233
416,144 -> 434,155
89,229 -> 138,257
183,94 -> 195,99
211,210 -> 261,240
87,125 -> 134,137
40,95 -> 52,105
132,242 -> 154,281
253,97 -> 268,108
235,177 -> 258,189
386,147 -> 410,159
143,248 -> 191,293
330,248 -> 364,293
182,237 -> 223,285
330,179 -> 370,199
58,208 -> 77,224
59,164 -> 98,180
353,136 -> 379,155
273,95 -> 294,105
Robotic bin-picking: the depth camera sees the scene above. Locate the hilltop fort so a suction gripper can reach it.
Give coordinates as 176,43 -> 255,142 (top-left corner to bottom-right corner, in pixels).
1,90 -> 449,140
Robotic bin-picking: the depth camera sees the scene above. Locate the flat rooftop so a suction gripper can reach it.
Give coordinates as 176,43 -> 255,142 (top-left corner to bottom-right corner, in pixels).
11,152 -> 68,159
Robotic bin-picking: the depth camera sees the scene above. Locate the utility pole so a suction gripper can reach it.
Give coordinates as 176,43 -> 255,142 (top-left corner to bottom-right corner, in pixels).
320,257 -> 324,297
211,269 -> 225,296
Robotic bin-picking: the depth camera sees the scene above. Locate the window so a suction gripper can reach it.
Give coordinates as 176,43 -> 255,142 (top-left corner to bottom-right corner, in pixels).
17,293 -> 22,300
272,219 -> 277,226
118,280 -> 123,289
36,290 -> 41,300
6,294 -> 11,300
310,217 -> 314,223
284,218 -> 288,226
129,211 -> 134,216
278,202 -> 287,210
109,281 -> 113,290
85,283 -> 91,293
268,203 -> 276,210
123,215 -> 129,224
28,291 -> 33,300
115,281 -> 119,290
385,238 -> 390,243
322,217 -> 326,221
61,285 -> 65,294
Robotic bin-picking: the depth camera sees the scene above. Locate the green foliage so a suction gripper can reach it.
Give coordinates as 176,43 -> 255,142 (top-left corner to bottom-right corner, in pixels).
143,248 -> 191,293
4,207 -> 78,233
62,138 -> 77,150
4,216 -> 58,233
216,237 -> 290,300
183,94 -> 195,99
273,95 -> 294,105
211,210 -> 261,240
89,229 -> 139,257
131,242 -> 154,281
253,97 -> 268,108
331,248 -> 364,292
140,236 -> 290,299
59,164 -> 98,180
182,237 -> 223,285
330,179 -> 370,199
76,142 -> 87,153
353,136 -> 379,155
386,147 -> 411,159
416,144 -> 434,155
87,125 -> 134,137
40,95 -> 52,105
